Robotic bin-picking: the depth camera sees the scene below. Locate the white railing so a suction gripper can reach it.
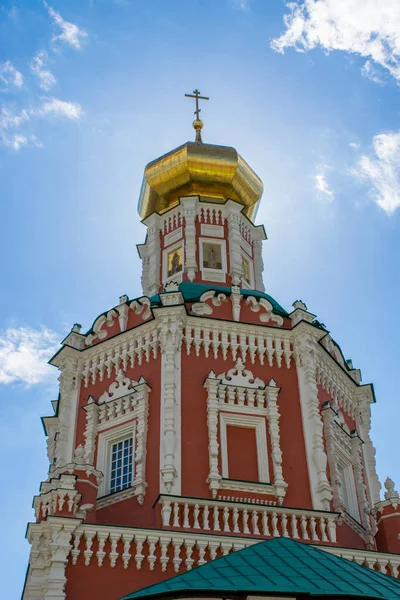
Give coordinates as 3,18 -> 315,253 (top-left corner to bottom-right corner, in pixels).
159,496 -> 338,544
66,523 -> 400,577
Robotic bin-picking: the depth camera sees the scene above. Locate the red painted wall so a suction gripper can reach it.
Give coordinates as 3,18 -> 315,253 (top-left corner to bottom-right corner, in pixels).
227,425 -> 259,482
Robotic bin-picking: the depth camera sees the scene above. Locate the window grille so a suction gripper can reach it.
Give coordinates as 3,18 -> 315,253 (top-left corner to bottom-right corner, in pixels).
110,437 -> 133,494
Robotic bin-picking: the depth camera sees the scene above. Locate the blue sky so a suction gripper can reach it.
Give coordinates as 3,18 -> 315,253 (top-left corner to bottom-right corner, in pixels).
1,0 -> 400,596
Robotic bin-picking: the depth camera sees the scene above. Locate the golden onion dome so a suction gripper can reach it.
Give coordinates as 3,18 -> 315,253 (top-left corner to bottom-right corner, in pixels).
137,141 -> 263,222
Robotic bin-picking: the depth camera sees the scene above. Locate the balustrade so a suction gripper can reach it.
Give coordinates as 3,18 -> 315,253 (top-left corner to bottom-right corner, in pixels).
67,523 -> 400,578
159,496 -> 338,544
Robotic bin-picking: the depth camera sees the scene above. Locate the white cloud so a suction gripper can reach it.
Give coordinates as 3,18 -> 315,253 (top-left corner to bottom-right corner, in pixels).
0,60 -> 23,88
46,3 -> 87,50
231,0 -> 251,10
0,98 -> 83,151
315,169 -> 334,201
37,97 -> 83,120
271,0 -> 400,83
30,51 -> 56,91
350,141 -> 360,150
0,327 -> 59,385
351,132 -> 400,215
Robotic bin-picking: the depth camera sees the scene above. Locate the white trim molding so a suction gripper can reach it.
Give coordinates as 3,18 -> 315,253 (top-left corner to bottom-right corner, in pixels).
199,236 -> 227,283
204,359 -> 287,504
294,327 -> 333,511
84,371 -> 150,505
219,412 -> 269,482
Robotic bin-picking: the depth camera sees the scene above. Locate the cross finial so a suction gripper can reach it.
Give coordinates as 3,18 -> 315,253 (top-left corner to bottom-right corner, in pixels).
185,88 -> 209,142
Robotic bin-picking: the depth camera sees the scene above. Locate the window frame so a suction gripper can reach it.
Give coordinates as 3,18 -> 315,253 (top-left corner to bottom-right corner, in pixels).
199,237 -> 227,282
162,240 -> 184,285
97,420 -> 136,498
219,412 -> 270,483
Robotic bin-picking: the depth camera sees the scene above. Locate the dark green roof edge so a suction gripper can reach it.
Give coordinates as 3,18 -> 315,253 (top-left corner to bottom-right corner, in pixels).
150,282 -> 288,317
121,537 -> 400,600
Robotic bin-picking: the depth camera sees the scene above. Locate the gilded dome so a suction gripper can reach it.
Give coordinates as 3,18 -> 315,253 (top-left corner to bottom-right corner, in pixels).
137,141 -> 263,222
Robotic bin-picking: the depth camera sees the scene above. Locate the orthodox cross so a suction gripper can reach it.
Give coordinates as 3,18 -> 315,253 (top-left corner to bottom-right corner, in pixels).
185,89 -> 209,142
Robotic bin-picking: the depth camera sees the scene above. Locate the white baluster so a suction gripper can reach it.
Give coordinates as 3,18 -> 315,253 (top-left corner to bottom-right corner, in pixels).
326,517 -> 337,543
134,535 -> 145,569
319,517 -> 328,542
208,541 -> 219,560
173,502 -> 180,527
252,511 -> 260,535
300,516 -> 310,540
71,533 -> 81,566
262,512 -> 271,536
271,513 -> 279,537
310,517 -> 319,541
213,506 -> 221,531
203,504 -> 210,530
122,534 -> 133,569
183,504 -> 190,528
184,540 -> 195,570
243,509 -> 250,534
160,537 -> 170,572
161,500 -> 172,526
193,504 -> 200,529
197,540 -> 208,566
233,508 -> 240,533
291,514 -> 299,539
172,539 -> 182,573
223,507 -> 230,532
83,531 -> 95,566
109,533 -> 120,567
147,536 -> 157,571
281,514 -> 288,537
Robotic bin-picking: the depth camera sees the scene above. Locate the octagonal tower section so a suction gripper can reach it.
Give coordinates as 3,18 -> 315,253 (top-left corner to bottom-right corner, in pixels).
23,136 -> 393,600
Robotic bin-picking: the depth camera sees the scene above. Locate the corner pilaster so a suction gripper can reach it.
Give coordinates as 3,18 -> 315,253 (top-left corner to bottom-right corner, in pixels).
181,196 -> 198,282
226,200 -> 244,285
294,326 -> 333,511
142,212 -> 161,296
157,305 -> 185,495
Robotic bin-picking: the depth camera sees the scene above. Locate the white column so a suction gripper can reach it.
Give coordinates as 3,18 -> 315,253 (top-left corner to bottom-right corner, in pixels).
181,196 -> 198,282
226,200 -> 244,285
265,380 -> 287,505
83,398 -> 99,464
158,308 -> 184,495
142,212 -> 161,296
253,227 -> 266,292
295,329 -> 333,511
56,351 -> 81,467
204,372 -> 222,498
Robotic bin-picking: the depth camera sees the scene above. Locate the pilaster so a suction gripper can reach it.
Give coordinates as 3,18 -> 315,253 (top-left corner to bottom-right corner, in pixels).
265,379 -> 287,505
142,212 -> 161,296
294,326 -> 333,511
181,196 -> 198,282
351,432 -> 372,533
204,372 -> 222,498
226,200 -> 244,285
53,349 -> 82,468
156,305 -> 185,495
252,227 -> 266,292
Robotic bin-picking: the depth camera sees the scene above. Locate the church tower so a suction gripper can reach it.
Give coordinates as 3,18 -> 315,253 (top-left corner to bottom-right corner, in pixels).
23,93 -> 400,600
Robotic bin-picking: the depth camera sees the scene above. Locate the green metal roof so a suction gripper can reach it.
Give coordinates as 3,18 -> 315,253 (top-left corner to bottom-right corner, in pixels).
121,538 -> 400,600
150,282 -> 288,317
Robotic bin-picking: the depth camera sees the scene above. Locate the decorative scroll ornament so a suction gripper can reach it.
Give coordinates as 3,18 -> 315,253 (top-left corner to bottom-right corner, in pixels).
98,369 -> 138,403
85,298 -> 152,346
217,357 -> 265,389
86,309 -> 118,345
191,290 -> 227,316
129,297 -> 152,321
245,296 -> 283,326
